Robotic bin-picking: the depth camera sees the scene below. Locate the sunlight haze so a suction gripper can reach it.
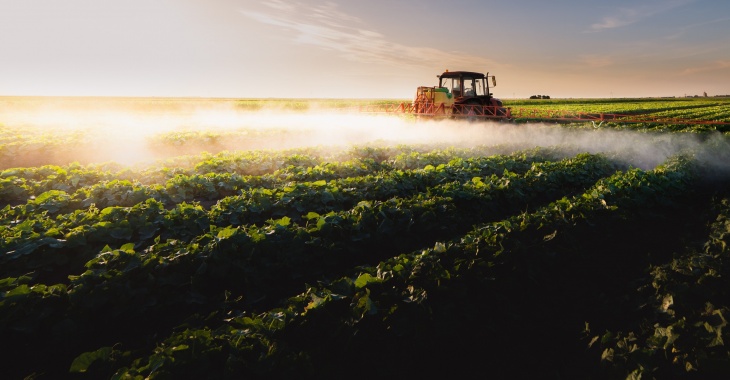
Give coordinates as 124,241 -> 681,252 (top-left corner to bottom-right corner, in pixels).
1,0 -> 728,99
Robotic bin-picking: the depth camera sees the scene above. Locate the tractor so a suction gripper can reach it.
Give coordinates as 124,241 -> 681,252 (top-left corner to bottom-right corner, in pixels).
413,70 -> 508,118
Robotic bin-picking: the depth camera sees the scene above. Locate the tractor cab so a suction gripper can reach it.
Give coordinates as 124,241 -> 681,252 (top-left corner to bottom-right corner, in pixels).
438,70 -> 502,107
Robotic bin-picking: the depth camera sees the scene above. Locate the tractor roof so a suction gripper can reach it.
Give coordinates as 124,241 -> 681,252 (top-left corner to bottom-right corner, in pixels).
439,71 -> 485,79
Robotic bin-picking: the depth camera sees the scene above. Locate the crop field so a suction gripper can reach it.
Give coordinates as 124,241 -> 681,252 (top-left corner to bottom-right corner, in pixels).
2,96 -> 730,379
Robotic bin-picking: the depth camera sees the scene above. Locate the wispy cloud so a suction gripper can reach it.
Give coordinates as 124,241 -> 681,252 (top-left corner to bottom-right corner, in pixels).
588,0 -> 696,32
240,1 -> 494,69
666,17 -> 730,40
681,60 -> 730,75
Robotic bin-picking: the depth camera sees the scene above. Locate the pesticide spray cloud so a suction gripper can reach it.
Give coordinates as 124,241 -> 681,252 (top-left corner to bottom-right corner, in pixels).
335,116 -> 730,174
1,98 -> 729,176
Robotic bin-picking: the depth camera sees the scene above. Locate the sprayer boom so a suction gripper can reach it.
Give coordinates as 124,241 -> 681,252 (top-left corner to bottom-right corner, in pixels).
360,103 -> 728,125
509,108 -> 729,125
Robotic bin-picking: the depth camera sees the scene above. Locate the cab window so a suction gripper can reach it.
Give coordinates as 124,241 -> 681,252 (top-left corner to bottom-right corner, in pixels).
475,79 -> 486,96
440,77 -> 460,97
463,77 -> 476,97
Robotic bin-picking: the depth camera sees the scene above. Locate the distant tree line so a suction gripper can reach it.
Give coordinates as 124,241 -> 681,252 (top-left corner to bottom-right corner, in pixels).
529,95 -> 550,99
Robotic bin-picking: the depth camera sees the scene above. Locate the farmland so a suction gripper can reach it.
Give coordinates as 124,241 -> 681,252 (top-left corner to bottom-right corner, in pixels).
2,96 -> 730,379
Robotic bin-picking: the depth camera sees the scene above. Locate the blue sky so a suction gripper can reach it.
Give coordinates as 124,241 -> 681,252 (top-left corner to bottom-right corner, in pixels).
1,0 -> 728,98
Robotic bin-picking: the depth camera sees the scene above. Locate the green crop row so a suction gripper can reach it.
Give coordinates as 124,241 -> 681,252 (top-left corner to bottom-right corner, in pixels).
1,152 -> 619,378
99,155 -> 710,379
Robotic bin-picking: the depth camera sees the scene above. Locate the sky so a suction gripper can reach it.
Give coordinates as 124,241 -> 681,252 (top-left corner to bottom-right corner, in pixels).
1,0 -> 728,99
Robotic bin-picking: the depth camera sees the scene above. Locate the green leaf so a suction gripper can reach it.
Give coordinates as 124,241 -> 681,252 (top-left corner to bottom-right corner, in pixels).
543,230 -> 557,241
138,223 -> 159,240
216,226 -> 237,239
6,242 -> 40,259
354,273 -> 381,289
69,346 -> 113,373
305,294 -> 327,312
316,217 -> 327,230
120,242 -> 136,252
274,216 -> 291,227
357,200 -> 372,208
100,207 -> 116,217
170,344 -> 189,352
321,190 -> 335,204
353,289 -> 378,318
109,226 -> 133,240
5,284 -> 31,297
